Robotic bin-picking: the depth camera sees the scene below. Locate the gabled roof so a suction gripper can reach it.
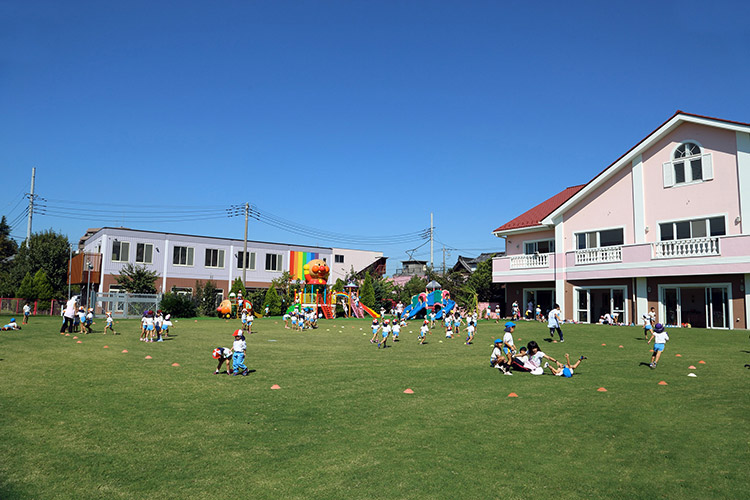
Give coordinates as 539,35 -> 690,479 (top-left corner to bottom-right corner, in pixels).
493,111 -> 750,235
493,185 -> 584,234
452,252 -> 504,273
541,111 -> 750,224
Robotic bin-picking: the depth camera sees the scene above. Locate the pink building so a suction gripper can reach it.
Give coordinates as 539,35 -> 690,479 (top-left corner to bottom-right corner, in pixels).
492,111 -> 750,329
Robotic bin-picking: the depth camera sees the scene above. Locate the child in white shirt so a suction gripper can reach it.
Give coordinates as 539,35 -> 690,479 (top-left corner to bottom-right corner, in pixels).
391,321 -> 401,341
647,323 -> 669,369
232,330 -> 249,376
212,347 -> 233,375
379,319 -> 391,348
104,311 -> 116,335
370,320 -> 380,344
419,321 -> 429,345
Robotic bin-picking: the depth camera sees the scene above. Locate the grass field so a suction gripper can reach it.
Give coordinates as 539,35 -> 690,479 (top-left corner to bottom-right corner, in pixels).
1,314 -> 749,499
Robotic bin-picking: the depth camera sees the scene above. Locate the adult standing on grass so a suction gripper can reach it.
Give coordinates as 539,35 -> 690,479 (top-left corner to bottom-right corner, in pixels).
60,295 -> 78,334
548,303 -> 564,342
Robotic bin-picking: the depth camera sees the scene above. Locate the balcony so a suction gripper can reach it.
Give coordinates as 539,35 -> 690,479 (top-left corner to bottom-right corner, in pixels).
652,237 -> 720,259
510,253 -> 549,269
575,246 -> 622,265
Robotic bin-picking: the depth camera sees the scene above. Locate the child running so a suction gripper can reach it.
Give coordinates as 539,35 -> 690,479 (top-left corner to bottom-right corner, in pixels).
547,303 -> 564,342
647,323 -> 669,369
444,313 -> 453,338
378,319 -> 391,348
104,311 -> 116,335
161,314 -> 173,338
453,313 -> 463,337
370,319 -> 380,344
465,319 -> 476,345
418,320 -> 429,344
391,319 -> 401,342
545,353 -> 586,377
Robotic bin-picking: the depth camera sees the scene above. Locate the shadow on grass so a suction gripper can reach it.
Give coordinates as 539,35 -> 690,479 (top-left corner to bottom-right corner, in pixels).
638,362 -> 652,367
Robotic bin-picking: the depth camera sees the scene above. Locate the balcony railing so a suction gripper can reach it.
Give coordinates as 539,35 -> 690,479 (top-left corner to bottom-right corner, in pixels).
575,246 -> 622,265
652,237 -> 720,259
509,253 -> 549,269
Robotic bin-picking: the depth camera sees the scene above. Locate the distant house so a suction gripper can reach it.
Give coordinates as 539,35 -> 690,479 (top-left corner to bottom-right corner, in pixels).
451,252 -> 504,275
492,111 -> 750,329
391,259 -> 428,286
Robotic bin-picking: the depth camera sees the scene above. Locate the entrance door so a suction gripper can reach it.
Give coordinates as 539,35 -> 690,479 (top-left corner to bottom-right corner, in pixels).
681,287 -> 706,328
707,287 -> 729,329
664,288 -> 679,326
590,289 -> 611,322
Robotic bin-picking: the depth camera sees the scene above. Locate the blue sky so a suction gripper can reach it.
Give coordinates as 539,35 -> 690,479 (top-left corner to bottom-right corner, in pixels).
2,0 -> 749,273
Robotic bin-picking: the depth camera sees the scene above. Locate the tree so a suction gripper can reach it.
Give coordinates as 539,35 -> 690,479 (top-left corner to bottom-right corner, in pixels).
0,216 -> 18,263
194,279 -> 219,316
16,272 -> 35,300
360,272 -> 376,308
229,277 -> 247,299
263,285 -> 282,316
8,230 -> 70,299
33,270 -> 54,300
401,275 -> 427,303
115,263 -> 159,293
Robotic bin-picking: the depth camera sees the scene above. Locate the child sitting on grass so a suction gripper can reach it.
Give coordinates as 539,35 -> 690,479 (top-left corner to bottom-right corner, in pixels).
491,338 -> 512,375
545,353 -> 586,377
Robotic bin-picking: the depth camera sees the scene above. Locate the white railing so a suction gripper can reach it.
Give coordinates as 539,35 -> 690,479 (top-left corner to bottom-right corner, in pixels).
652,237 -> 720,259
575,246 -> 622,265
509,253 -> 549,269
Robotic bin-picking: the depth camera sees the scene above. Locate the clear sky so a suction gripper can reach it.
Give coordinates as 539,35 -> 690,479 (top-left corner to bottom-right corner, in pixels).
2,0 -> 749,273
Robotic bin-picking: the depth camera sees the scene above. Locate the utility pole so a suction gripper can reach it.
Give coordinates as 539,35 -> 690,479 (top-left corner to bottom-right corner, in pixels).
242,202 -> 249,284
442,246 -> 446,276
26,167 -> 36,247
430,212 -> 434,269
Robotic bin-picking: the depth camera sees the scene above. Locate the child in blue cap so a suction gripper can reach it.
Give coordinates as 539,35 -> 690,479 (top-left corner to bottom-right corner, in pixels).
545,353 -> 586,377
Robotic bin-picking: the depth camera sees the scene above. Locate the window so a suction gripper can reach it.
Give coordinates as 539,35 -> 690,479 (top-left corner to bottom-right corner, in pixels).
265,253 -> 283,271
112,241 -> 130,262
205,248 -> 225,268
136,243 -> 153,264
108,285 -> 125,293
659,216 -> 726,241
575,228 -> 624,249
173,246 -> 194,266
237,251 -> 256,270
334,254 -> 345,263
524,239 -> 555,255
663,142 -> 713,187
171,286 -> 193,296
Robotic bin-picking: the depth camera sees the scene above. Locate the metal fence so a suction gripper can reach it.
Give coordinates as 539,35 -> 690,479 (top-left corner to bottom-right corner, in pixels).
0,298 -> 62,316
94,292 -> 162,318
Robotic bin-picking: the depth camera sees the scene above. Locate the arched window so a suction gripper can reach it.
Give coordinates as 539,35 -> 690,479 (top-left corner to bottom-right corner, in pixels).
663,141 -> 712,187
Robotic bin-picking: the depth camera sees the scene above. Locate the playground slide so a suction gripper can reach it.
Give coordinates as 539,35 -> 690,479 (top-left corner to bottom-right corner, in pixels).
360,303 -> 380,319
403,301 -> 427,320
434,299 -> 456,319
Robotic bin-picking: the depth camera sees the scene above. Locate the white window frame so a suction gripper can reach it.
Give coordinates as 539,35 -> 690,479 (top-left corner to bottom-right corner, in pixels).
111,241 -> 130,263
663,140 -> 713,188
237,251 -> 256,270
173,246 -> 194,267
135,243 -> 154,264
523,238 -> 555,255
171,286 -> 193,297
574,286 -> 628,325
265,253 -> 283,272
574,226 -> 625,250
205,248 -> 225,269
657,214 -> 727,241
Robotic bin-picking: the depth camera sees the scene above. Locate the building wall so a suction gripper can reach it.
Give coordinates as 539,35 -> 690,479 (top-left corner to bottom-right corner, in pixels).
84,228 -> 383,293
329,248 -> 384,283
504,230 -> 555,256
563,166 -> 635,250
641,122 -> 742,239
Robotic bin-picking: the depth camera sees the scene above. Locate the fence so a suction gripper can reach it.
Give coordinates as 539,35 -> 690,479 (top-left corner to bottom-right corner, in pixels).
94,292 -> 162,319
0,298 -> 62,316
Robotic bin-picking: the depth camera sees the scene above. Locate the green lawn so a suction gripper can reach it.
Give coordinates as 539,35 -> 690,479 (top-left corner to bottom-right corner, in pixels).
1,315 -> 748,499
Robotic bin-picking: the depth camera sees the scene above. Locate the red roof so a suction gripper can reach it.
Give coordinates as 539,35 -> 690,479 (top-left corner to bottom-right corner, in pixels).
493,185 -> 584,233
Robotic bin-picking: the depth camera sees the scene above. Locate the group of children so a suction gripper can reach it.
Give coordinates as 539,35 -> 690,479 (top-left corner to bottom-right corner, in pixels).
369,318 -> 403,347
139,309 -> 172,342
490,321 -> 585,377
283,309 -> 318,331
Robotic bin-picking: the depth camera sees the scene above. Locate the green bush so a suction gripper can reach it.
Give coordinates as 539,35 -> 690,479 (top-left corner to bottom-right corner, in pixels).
263,285 -> 282,316
159,292 -> 198,318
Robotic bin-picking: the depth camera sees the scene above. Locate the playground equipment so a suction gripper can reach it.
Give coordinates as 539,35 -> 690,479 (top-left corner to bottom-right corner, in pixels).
333,282 -> 380,319
285,258 -> 339,319
217,292 -> 252,319
402,288 -> 455,320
